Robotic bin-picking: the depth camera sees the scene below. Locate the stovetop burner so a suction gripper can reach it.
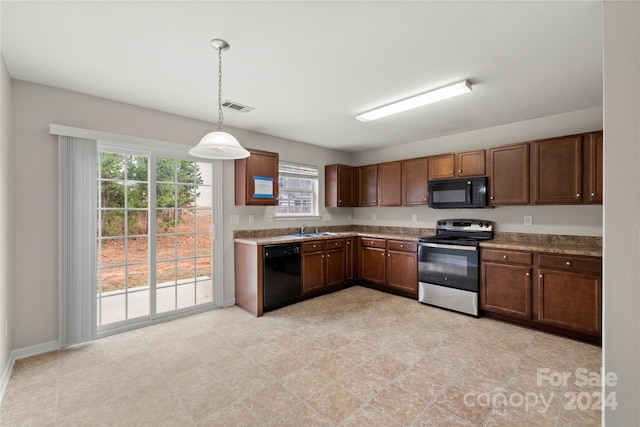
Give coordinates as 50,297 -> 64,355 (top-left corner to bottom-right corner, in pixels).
420,219 -> 494,245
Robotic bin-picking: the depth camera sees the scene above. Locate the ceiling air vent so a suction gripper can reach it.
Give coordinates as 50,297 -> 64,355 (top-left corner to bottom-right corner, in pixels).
222,100 -> 254,113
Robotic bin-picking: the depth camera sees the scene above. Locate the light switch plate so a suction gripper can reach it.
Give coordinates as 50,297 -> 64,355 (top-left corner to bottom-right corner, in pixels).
230,214 -> 240,224
524,215 -> 533,226
248,214 -> 255,223
372,213 -> 377,221
412,214 -> 418,222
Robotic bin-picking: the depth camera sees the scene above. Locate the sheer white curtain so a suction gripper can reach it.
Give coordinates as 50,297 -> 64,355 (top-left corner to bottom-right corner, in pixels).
58,136 -> 97,347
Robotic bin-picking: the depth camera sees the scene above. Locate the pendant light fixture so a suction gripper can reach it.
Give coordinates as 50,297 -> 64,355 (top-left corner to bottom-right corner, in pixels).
189,39 -> 250,159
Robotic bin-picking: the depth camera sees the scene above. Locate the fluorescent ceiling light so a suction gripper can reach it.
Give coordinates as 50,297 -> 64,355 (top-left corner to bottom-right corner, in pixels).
356,80 -> 472,123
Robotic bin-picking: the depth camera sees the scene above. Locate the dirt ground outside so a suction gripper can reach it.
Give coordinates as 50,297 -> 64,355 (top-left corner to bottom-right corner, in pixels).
99,211 -> 212,293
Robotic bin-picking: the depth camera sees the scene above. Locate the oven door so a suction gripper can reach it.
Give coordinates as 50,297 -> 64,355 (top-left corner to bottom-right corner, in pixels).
418,242 -> 479,292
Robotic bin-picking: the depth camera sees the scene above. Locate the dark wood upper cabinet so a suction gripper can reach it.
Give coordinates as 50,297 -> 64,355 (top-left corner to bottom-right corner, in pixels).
488,143 -> 530,205
377,161 -> 402,206
325,164 -> 354,207
356,164 -> 378,206
428,150 -> 485,180
402,157 -> 429,206
531,135 -> 583,204
584,131 -> 603,204
235,149 -> 279,206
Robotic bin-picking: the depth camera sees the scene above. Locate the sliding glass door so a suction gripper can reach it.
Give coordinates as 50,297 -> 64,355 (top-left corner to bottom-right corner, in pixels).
96,149 -> 216,330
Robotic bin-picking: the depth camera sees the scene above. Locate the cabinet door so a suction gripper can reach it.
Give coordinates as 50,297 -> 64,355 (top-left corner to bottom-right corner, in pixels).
584,131 -> 603,204
325,164 -> 354,207
428,154 -> 455,180
531,135 -> 583,204
356,165 -> 378,206
402,157 -> 429,206
326,248 -> 346,288
359,246 -> 386,285
456,150 -> 486,177
302,251 -> 325,295
481,262 -> 532,318
345,238 -> 355,281
488,143 -> 530,205
535,269 -> 601,336
378,161 -> 402,206
386,250 -> 418,295
235,149 -> 279,206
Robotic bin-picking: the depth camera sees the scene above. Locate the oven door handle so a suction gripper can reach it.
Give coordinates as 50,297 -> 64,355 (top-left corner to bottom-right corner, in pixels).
418,242 -> 478,251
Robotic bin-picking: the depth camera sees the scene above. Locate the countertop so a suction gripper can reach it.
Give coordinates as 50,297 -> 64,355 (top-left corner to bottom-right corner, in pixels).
233,227 -> 602,257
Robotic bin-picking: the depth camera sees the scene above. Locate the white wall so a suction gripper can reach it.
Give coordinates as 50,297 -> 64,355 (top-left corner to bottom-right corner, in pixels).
9,80 -> 352,349
0,54 -> 14,385
603,1 -> 640,425
351,107 -> 604,236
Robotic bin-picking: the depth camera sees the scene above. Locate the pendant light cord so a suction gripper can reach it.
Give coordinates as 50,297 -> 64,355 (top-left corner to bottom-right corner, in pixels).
217,46 -> 224,131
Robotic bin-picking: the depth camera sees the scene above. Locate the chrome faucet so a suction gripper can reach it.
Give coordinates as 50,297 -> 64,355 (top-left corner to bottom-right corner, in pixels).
301,223 -> 309,234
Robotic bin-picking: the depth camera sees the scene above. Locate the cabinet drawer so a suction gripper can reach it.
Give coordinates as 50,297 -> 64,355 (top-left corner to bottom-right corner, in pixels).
537,254 -> 601,274
387,240 -> 417,252
360,238 -> 386,249
482,248 -> 532,265
326,238 -> 345,249
303,240 -> 325,252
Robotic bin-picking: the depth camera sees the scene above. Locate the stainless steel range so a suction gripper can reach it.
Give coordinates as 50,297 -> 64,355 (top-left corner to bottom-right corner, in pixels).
418,219 -> 494,316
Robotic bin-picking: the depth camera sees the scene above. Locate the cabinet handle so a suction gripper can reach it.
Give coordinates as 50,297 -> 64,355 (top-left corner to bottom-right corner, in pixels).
566,261 -> 571,266
490,196 -> 494,200
400,244 -> 404,248
313,245 -> 316,248
327,254 -> 330,258
449,170 -> 453,174
526,272 -> 530,277
591,192 -> 596,197
347,241 -> 351,245
322,254 -> 325,258
381,253 -> 384,256
339,199 -> 342,203
539,274 -> 543,278
387,254 -> 390,257
503,255 -> 507,259
576,193 -> 581,198
334,242 -> 338,246
458,169 -> 462,173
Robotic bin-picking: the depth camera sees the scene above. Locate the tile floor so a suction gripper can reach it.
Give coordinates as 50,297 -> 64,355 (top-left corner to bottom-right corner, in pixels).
1,286 -> 602,426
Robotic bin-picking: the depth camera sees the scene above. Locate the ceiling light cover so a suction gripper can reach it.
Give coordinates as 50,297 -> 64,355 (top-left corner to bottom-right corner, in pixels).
356,80 -> 472,123
189,39 -> 250,160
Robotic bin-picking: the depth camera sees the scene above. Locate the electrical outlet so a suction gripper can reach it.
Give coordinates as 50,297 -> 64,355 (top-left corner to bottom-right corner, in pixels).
412,214 -> 418,222
230,214 -> 240,224
248,214 -> 255,224
267,215 -> 273,223
372,213 -> 377,221
524,215 -> 533,226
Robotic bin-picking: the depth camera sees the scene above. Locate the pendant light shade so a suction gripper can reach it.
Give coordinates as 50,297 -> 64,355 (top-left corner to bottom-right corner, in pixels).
190,131 -> 249,159
189,39 -> 250,160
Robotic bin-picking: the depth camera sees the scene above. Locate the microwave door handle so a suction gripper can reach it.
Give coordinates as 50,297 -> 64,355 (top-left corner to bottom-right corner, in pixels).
466,180 -> 472,203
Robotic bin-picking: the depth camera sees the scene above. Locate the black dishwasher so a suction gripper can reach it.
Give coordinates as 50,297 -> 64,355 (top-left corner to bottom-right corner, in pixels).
263,243 -> 301,312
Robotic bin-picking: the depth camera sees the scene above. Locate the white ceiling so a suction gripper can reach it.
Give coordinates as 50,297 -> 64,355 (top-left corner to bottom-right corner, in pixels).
1,1 -> 603,153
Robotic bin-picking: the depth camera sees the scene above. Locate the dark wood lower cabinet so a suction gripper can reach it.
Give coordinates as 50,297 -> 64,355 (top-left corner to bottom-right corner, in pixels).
481,248 -> 602,344
358,238 -> 418,299
302,239 -> 347,297
359,245 -> 386,285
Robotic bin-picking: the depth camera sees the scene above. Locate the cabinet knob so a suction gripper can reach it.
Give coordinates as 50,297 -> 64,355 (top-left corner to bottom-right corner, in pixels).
458,169 -> 462,173
347,241 -> 351,245
339,199 -> 342,203
387,254 -> 390,257
449,170 -> 453,174
566,261 -> 571,266
327,254 -> 330,258
503,255 -> 507,259
526,272 -> 530,277
313,245 -> 316,248
576,193 -> 581,198
539,274 -> 543,278
381,253 -> 384,256
322,254 -> 325,258
490,196 -> 494,200
400,244 -> 404,248
591,192 -> 596,197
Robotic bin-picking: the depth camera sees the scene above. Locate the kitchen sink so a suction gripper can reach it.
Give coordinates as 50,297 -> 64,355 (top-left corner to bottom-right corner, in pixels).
288,232 -> 335,238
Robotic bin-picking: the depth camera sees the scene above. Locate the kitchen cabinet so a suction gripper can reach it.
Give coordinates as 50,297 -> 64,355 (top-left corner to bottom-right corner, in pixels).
385,240 -> 418,297
302,239 -> 346,296
235,149 -> 279,206
325,164 -> 354,207
531,135 -> 583,204
487,143 -> 530,205
481,249 -> 533,319
428,150 -> 486,180
481,247 -> 602,343
359,238 -> 418,298
377,161 -> 402,206
535,253 -> 601,336
359,238 -> 386,285
401,157 -> 429,206
234,242 -> 264,317
584,131 -> 603,204
356,164 -> 378,206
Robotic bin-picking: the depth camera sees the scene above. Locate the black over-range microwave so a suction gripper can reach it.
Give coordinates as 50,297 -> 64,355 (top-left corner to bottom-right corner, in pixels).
428,176 -> 488,209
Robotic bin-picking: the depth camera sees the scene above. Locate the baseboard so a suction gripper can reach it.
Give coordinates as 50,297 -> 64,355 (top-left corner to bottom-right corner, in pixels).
0,339 -> 60,404
223,297 -> 236,307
